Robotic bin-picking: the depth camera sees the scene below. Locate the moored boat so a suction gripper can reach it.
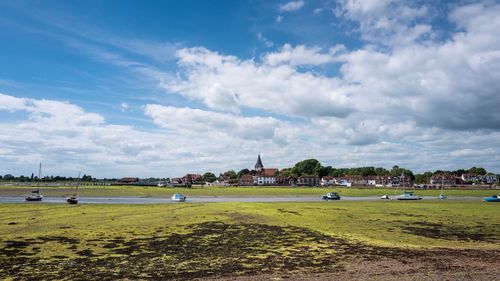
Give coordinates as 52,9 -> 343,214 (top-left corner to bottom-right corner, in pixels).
171,193 -> 186,202
26,163 -> 43,202
322,192 -> 340,200
67,195 -> 78,204
26,190 -> 43,201
66,171 -> 81,204
438,175 -> 447,200
396,191 -> 422,200
483,194 -> 500,202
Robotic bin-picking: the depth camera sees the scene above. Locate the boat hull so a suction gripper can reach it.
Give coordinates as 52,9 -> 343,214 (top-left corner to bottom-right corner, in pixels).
25,196 -> 43,201
322,196 -> 340,200
483,197 -> 500,202
396,197 -> 422,200
67,197 -> 78,204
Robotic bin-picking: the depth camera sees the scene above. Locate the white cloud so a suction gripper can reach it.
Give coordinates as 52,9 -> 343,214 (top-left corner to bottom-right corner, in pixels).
263,44 -> 344,66
279,1 -> 305,12
150,2 -> 500,174
120,102 -> 129,112
3,2 -> 500,176
165,46 -> 354,118
0,93 -> 28,111
336,0 -> 431,46
144,104 -> 299,145
2,92 -> 500,177
165,1 -> 500,129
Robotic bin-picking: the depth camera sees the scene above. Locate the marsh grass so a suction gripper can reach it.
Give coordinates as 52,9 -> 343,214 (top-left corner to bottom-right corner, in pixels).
0,201 -> 498,279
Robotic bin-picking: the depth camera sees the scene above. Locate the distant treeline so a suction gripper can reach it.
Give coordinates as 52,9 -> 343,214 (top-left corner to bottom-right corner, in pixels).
0,174 -> 95,182
0,173 -> 171,183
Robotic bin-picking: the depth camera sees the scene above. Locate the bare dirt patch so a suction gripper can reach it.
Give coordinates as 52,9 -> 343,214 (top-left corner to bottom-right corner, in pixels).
400,221 -> 498,242
0,222 -> 498,280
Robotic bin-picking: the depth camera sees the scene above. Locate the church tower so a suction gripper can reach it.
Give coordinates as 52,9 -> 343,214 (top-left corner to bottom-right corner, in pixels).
255,154 -> 264,172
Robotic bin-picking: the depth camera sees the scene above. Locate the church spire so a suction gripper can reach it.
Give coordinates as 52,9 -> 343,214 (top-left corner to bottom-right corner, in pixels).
255,154 -> 264,172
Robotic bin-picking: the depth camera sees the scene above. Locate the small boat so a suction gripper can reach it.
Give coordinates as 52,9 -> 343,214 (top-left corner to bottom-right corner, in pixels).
438,194 -> 447,200
66,195 -> 78,204
67,171 -> 81,204
171,193 -> 186,202
483,194 -> 500,202
26,190 -> 43,201
26,163 -> 43,202
438,175 -> 447,200
380,194 -> 391,200
396,191 -> 422,200
322,192 -> 340,200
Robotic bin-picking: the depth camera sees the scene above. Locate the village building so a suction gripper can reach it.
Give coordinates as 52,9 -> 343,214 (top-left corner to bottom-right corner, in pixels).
430,173 -> 457,185
297,176 -> 320,187
321,176 -> 335,186
239,174 -> 255,186
255,176 -> 276,185
362,175 -> 392,186
460,173 -> 499,184
252,154 -> 280,186
182,174 -> 203,185
118,177 -> 139,184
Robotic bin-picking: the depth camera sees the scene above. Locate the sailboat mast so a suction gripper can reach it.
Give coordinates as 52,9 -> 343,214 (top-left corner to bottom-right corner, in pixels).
38,162 -> 42,193
441,174 -> 444,195
401,171 -> 405,190
75,171 -> 81,196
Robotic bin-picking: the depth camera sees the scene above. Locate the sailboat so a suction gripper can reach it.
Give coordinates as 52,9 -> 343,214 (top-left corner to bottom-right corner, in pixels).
396,171 -> 422,200
438,174 -> 447,200
26,163 -> 44,201
66,171 -> 81,204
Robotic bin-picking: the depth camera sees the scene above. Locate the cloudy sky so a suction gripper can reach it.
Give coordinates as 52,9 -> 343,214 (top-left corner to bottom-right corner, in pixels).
1,0 -> 500,178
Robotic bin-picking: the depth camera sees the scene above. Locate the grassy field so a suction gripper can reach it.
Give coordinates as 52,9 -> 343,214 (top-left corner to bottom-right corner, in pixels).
0,201 -> 499,280
0,185 -> 498,197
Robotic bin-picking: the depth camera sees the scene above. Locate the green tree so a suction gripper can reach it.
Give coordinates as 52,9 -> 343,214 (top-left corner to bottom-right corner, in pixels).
374,167 -> 389,176
291,159 -> 322,176
390,165 -> 415,180
318,166 -> 333,178
414,171 -> 433,184
237,169 -> 250,178
223,170 -> 238,180
202,172 -> 217,183
467,167 -> 487,175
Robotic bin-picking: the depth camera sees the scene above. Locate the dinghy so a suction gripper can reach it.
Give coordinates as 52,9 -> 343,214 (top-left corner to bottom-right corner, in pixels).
26,163 -> 43,202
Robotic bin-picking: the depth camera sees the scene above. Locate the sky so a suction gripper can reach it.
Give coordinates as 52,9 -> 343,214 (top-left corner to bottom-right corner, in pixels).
1,0 -> 500,178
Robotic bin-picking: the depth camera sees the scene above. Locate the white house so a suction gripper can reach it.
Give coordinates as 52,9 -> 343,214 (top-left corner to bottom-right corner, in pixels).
255,176 -> 276,186
321,176 -> 335,187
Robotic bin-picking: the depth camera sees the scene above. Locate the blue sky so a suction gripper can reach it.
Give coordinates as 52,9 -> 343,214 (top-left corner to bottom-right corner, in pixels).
1,0 -> 500,177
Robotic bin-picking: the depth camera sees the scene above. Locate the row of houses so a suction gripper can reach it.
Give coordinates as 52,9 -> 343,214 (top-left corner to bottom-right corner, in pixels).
238,174 -> 411,187
235,155 -> 413,187
237,173 -> 499,187
123,155 -> 499,187
430,173 -> 499,185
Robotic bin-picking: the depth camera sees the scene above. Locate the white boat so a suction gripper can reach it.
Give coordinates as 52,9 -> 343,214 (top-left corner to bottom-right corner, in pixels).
26,163 -> 44,201
380,194 -> 391,200
171,193 -> 186,202
394,171 -> 422,200
396,191 -> 422,200
438,175 -> 447,200
321,192 -> 340,200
